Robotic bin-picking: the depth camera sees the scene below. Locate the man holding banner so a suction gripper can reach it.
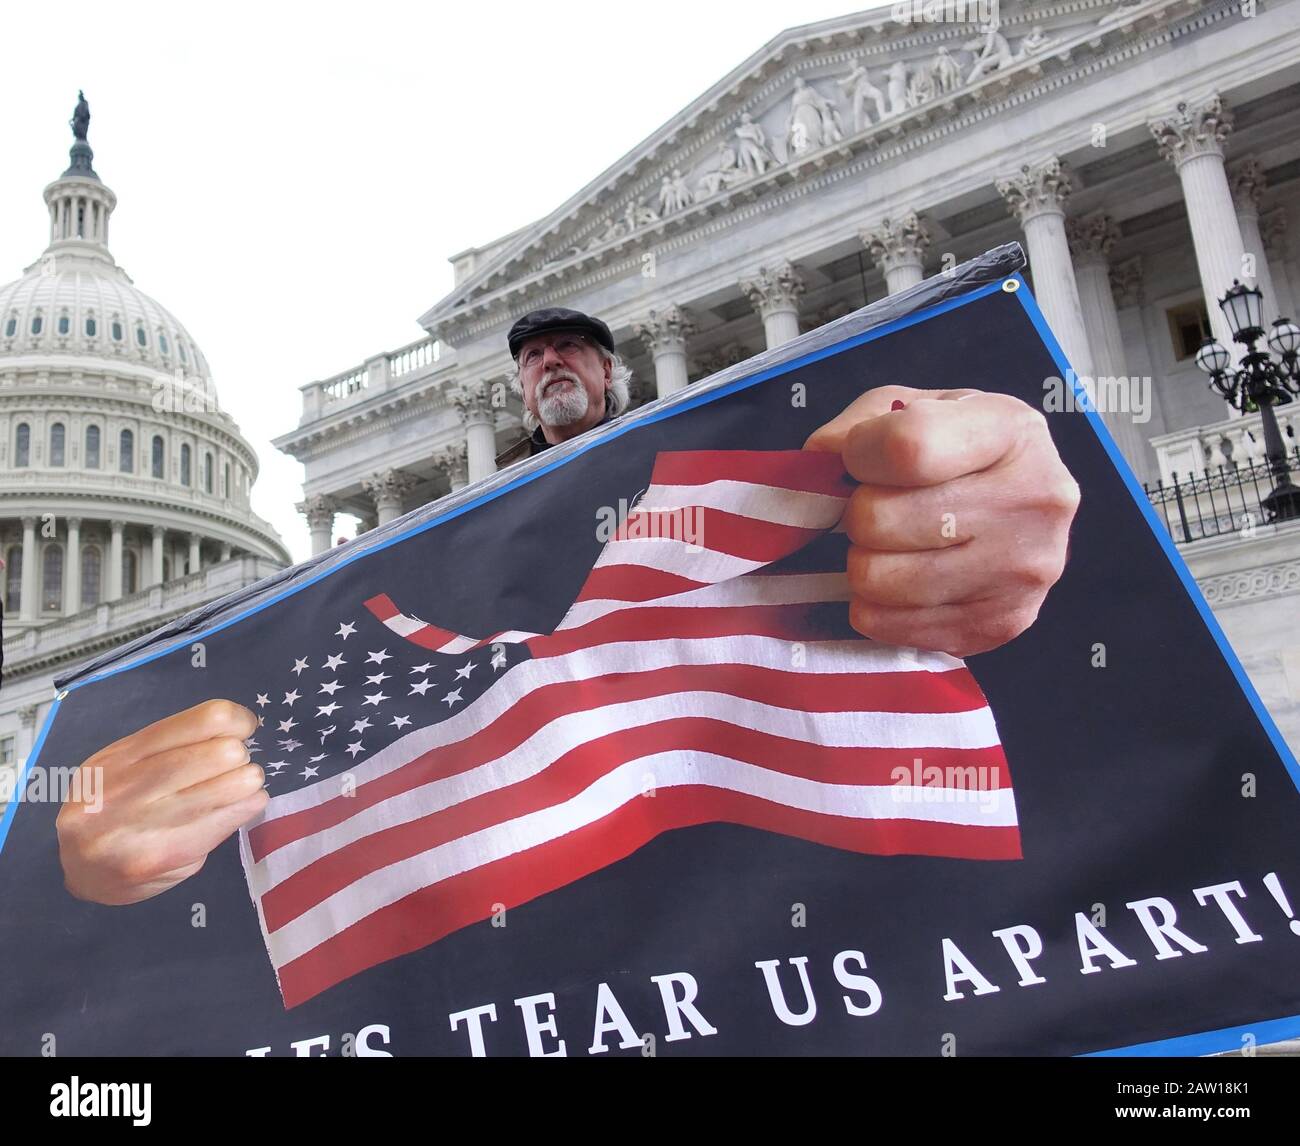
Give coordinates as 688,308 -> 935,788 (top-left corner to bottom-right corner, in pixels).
55,304 -> 1080,909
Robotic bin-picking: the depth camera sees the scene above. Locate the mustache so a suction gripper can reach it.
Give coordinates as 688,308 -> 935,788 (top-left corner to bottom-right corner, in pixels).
539,369 -> 581,396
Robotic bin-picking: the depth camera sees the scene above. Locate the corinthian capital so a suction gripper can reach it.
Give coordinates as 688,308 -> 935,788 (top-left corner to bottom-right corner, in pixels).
432,442 -> 469,488
1228,158 -> 1266,214
634,304 -> 696,355
297,494 -> 338,531
739,259 -> 806,320
996,158 -> 1073,224
1065,214 -> 1121,266
1149,94 -> 1233,169
362,468 -> 418,511
453,382 -> 495,427
860,212 -> 931,275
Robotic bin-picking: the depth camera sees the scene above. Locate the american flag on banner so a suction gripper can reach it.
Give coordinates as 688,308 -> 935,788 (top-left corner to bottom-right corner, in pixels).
239,450 -> 1019,1007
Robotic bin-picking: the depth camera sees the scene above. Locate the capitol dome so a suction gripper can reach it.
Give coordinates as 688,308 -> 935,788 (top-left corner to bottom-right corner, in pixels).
0,94 -> 288,644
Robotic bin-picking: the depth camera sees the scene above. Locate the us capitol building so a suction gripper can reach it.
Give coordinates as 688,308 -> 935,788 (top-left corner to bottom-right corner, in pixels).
0,98 -> 289,777
278,0 -> 1300,753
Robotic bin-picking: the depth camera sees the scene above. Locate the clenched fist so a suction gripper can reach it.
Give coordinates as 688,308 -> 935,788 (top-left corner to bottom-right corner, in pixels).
804,384 -> 1080,658
56,700 -> 265,905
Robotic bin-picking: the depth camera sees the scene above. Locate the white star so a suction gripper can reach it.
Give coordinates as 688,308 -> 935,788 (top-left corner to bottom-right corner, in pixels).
255,693 -> 270,708
319,680 -> 343,695
366,649 -> 392,664
308,754 -> 328,764
256,715 -> 265,727
319,725 -> 336,741
365,672 -> 391,686
390,715 -> 412,730
300,766 -> 320,780
316,702 -> 341,717
442,688 -> 463,707
291,657 -> 310,676
280,739 -> 303,752
409,679 -> 433,696
345,741 -> 365,758
336,621 -> 357,640
277,718 -> 298,733
323,653 -> 347,672
490,649 -> 507,670
244,737 -> 260,750
363,691 -> 390,707
454,661 -> 477,680
282,689 -> 301,706
351,717 -> 372,734
409,662 -> 435,674
265,761 -> 289,772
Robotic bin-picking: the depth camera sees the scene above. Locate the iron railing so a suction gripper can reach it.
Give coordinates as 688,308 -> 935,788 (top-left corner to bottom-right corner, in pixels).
1144,447 -> 1300,543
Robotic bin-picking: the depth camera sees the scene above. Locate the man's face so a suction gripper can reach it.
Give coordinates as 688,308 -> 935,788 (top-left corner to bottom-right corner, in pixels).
517,331 -> 611,436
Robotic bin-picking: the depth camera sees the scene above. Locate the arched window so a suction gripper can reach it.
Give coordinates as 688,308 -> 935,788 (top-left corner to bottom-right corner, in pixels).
49,422 -> 66,466
31,315 -> 43,335
179,341 -> 188,365
111,319 -> 123,342
42,545 -> 64,612
159,332 -> 170,356
119,428 -> 134,473
122,549 -> 138,595
203,452 -> 214,494
151,435 -> 165,479
180,443 -> 191,486
81,545 -> 102,608
135,324 -> 147,348
57,314 -> 70,335
15,423 -> 30,467
5,546 -> 21,611
84,424 -> 100,469
85,315 -> 97,338
3,316 -> 15,338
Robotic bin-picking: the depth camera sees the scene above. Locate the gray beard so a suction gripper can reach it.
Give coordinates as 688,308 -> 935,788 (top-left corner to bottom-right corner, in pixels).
538,379 -> 591,428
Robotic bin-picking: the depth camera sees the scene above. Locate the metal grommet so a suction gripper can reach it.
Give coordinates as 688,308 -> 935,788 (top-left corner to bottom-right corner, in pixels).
57,690 -> 69,701
1001,278 -> 1021,293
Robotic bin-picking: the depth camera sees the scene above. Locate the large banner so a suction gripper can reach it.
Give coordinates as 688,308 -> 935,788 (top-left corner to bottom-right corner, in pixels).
3,244 -> 1299,1056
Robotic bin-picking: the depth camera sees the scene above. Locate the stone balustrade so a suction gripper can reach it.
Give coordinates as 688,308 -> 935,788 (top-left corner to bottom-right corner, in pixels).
1150,407 -> 1300,485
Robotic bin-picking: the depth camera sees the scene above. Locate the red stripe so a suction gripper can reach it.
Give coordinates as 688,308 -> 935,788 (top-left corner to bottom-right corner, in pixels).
575,565 -> 706,603
648,450 -> 855,497
610,506 -> 827,564
258,718 -> 1010,931
274,786 -> 1020,1008
363,594 -> 460,649
248,660 -> 990,860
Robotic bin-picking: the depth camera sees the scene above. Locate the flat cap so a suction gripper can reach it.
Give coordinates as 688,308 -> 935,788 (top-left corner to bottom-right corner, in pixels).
507,307 -> 615,359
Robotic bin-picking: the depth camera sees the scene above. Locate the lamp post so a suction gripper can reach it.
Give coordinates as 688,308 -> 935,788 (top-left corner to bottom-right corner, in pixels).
1195,280 -> 1300,522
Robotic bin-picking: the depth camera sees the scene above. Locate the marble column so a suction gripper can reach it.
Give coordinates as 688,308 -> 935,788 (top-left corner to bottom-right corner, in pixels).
1261,208 -> 1296,323
299,494 -> 338,557
65,516 -> 81,613
997,157 -> 1095,380
219,542 -> 232,562
634,304 -> 696,398
19,516 -> 37,622
1065,215 -> 1152,477
150,525 -> 165,587
1149,95 -> 1245,353
434,443 -> 470,493
455,384 -> 497,484
188,532 -> 201,576
107,519 -> 124,600
861,211 -> 931,294
740,260 -> 805,348
362,468 -> 418,526
1228,158 -> 1282,325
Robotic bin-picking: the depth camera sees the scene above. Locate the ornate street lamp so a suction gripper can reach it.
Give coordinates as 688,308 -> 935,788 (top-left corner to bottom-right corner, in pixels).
1195,280 -> 1300,522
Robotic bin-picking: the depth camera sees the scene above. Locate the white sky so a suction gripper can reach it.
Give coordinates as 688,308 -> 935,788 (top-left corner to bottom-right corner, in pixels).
0,1 -> 877,563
